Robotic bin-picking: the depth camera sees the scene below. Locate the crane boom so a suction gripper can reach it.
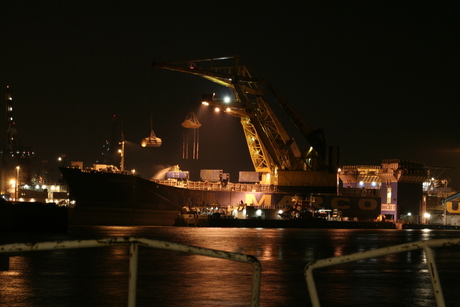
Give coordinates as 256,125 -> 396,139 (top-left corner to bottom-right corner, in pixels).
152,56 -> 335,182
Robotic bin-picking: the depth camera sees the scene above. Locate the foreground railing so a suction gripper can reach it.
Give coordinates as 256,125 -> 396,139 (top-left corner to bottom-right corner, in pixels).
304,237 -> 460,307
0,237 -> 261,307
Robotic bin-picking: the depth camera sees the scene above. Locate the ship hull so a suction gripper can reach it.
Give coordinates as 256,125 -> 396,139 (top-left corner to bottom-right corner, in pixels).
60,167 -> 183,226
59,167 -> 386,227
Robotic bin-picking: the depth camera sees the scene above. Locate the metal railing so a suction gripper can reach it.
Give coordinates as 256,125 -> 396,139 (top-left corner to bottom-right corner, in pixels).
304,237 -> 460,307
0,237 -> 261,307
153,179 -> 276,193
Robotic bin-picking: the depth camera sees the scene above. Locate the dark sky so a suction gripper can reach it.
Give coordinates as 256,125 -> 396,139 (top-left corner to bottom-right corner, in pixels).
1,1 -> 459,188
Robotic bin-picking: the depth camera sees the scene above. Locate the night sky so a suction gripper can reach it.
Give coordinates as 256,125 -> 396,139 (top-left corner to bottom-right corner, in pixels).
1,2 -> 459,188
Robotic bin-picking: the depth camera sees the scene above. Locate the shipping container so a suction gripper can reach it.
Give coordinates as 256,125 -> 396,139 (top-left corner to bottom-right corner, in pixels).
200,169 -> 222,182
239,171 -> 260,183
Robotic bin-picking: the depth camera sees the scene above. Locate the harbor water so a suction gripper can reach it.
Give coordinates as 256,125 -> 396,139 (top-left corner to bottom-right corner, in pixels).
1,226 -> 460,306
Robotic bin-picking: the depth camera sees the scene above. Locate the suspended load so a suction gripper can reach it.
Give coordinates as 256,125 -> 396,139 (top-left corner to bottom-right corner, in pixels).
141,110 -> 162,147
141,129 -> 162,147
181,112 -> 202,129
182,112 -> 201,159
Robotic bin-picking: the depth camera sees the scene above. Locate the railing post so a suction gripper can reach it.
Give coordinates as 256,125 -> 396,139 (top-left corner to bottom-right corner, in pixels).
423,246 -> 445,307
250,260 -> 262,307
304,265 -> 320,307
128,242 -> 139,307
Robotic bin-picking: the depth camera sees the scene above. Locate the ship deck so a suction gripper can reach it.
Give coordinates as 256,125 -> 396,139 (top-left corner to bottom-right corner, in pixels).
152,179 -> 278,193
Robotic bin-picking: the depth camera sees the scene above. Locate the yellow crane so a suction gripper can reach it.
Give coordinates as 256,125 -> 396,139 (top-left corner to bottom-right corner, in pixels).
152,56 -> 337,187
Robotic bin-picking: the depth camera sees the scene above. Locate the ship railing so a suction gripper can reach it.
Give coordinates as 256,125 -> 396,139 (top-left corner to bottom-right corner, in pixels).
305,237 -> 460,307
0,237 -> 262,307
152,179 -> 276,192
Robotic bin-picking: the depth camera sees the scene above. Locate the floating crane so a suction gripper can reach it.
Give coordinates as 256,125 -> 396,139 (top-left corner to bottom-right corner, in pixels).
152,56 -> 338,188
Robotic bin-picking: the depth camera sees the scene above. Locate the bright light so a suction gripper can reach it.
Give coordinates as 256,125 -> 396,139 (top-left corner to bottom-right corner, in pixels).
359,181 -> 364,186
226,107 -> 231,112
224,96 -> 231,103
278,210 -> 283,214
408,212 -> 412,216
256,209 -> 262,216
202,101 -> 209,106
214,107 -> 220,112
35,185 -> 40,189
424,212 -> 431,218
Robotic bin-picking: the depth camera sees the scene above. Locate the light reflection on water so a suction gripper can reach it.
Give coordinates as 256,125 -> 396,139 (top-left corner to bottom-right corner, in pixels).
1,226 -> 460,306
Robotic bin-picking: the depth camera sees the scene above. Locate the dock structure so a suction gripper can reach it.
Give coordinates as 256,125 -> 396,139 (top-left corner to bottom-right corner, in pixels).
340,159 -> 428,223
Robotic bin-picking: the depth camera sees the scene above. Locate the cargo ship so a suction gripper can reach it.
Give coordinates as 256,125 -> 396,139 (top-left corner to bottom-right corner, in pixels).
59,56 -> 394,228
59,163 -> 394,228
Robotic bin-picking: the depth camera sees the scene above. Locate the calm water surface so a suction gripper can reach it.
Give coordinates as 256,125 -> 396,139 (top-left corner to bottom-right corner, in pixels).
1,226 -> 460,306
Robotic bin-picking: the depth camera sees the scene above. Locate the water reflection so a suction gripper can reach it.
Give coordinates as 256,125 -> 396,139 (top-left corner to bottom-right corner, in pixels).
1,256 -> 32,306
1,226 -> 460,306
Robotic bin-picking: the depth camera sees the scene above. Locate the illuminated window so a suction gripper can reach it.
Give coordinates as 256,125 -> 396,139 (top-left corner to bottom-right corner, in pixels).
386,186 -> 392,204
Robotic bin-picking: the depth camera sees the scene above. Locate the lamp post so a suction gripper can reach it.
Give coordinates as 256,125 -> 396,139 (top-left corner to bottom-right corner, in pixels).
15,166 -> 20,201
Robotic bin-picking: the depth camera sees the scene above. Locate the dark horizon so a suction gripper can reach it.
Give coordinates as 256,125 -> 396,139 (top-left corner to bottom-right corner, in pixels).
1,1 -> 458,189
